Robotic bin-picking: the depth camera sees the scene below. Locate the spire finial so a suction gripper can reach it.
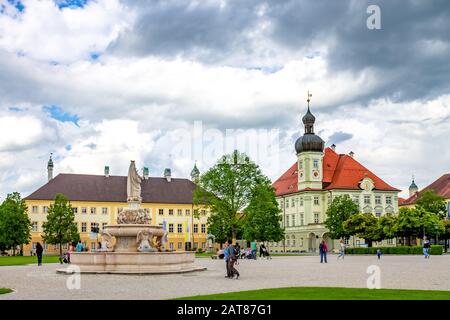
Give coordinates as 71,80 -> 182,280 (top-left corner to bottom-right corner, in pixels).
307,91 -> 312,109
412,174 -> 415,182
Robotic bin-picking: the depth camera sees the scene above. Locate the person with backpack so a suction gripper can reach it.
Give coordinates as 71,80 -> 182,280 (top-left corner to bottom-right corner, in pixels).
227,240 -> 240,279
223,242 -> 231,278
35,242 -> 43,266
319,240 -> 328,263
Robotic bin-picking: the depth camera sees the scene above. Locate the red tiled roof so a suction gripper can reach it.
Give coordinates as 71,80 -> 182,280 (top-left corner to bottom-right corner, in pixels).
273,147 -> 400,196
401,173 -> 450,206
24,173 -> 197,204
398,197 -> 406,205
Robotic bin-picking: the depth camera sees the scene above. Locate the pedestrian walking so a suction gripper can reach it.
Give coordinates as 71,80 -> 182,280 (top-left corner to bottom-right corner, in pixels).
337,240 -> 345,260
376,248 -> 382,260
224,241 -> 231,278
319,240 -> 328,263
36,242 -> 43,266
76,240 -> 83,252
423,236 -> 430,259
251,241 -> 257,260
227,240 -> 240,279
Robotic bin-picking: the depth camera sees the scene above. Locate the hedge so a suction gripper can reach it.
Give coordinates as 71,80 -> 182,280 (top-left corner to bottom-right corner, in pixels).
345,245 -> 443,255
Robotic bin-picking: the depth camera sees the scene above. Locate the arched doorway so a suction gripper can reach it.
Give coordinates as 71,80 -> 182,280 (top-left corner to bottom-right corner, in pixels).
322,232 -> 334,251
308,233 -> 317,252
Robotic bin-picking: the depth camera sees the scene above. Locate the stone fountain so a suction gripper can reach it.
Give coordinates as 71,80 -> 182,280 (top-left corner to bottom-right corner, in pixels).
58,161 -> 205,274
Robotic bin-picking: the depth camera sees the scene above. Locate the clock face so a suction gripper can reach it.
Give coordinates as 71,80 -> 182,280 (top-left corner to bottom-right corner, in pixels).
299,170 -> 304,178
313,170 -> 319,178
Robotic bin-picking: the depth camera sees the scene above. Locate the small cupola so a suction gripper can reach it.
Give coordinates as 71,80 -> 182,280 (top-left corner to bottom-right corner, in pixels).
164,168 -> 172,182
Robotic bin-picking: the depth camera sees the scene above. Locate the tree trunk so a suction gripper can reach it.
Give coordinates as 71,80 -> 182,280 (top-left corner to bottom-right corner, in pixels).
12,245 -> 16,256
59,243 -> 63,264
367,240 -> 373,248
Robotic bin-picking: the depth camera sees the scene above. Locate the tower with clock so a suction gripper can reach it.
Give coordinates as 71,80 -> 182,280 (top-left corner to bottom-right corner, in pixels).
295,92 -> 325,190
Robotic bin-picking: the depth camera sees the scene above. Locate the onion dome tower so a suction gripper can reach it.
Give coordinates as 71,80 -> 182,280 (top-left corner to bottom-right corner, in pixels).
47,153 -> 54,181
296,92 -> 325,190
408,175 -> 418,197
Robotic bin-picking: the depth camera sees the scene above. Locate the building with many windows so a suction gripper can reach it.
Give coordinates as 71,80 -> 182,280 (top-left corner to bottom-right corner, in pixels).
271,99 -> 400,252
23,158 -> 209,255
400,173 -> 450,218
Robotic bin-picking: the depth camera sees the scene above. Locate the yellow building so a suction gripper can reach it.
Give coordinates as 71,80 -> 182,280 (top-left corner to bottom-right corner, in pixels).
23,157 -> 209,255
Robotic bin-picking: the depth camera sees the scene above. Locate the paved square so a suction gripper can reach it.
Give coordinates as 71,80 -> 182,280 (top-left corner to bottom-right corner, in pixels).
1,255 -> 449,299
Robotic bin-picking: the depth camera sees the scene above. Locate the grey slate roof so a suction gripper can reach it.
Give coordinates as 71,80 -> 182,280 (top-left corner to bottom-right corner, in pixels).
25,173 -> 197,204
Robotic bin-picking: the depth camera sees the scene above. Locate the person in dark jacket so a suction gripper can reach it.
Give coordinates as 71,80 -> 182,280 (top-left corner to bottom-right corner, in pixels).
319,240 -> 328,263
36,242 -> 43,266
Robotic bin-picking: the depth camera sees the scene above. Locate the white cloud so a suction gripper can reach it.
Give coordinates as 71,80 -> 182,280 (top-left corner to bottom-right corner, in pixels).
0,0 -> 132,63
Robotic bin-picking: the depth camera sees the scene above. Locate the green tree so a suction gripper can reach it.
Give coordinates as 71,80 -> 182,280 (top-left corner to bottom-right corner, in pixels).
343,213 -> 381,247
42,193 -> 79,261
242,183 -> 284,244
194,150 -> 271,241
324,195 -> 359,240
416,190 -> 447,219
419,209 -> 445,238
0,192 -> 31,255
442,220 -> 450,252
205,212 -> 231,248
378,213 -> 397,240
394,207 -> 421,246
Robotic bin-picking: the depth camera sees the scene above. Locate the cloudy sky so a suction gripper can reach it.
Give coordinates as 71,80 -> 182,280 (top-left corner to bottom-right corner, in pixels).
0,0 -> 449,200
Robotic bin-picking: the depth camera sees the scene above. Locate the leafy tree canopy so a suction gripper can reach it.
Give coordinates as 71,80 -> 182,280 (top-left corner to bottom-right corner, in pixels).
416,190 -> 447,219
324,195 -> 359,240
0,192 -> 31,255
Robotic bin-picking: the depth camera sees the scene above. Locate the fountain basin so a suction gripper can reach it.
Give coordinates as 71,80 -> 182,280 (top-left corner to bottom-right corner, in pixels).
59,251 -> 206,274
104,224 -> 164,252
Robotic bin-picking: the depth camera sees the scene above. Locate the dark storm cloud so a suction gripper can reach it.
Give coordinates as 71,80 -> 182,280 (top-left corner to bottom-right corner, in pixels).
109,0 -> 261,63
327,131 -> 353,145
111,0 -> 450,105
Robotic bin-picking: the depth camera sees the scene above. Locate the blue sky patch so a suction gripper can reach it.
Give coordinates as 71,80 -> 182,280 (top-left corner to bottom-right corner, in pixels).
55,0 -> 89,10
43,105 -> 80,126
90,52 -> 101,60
9,106 -> 23,112
7,0 -> 24,12
65,144 -> 72,151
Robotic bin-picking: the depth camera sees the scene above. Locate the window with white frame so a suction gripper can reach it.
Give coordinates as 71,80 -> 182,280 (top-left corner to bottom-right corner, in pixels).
194,224 -> 198,233
364,195 -> 371,205
386,196 -> 392,205
353,196 -> 359,205
201,224 -> 206,233
300,197 -> 304,206
185,209 -> 190,216
291,198 -> 295,207
313,159 -> 319,168
300,214 -> 304,225
202,242 -> 206,249
286,200 -> 289,208
81,207 -> 87,214
159,209 -> 164,215
178,242 -> 183,250
169,242 -> 174,250
102,223 -> 107,230
169,209 -> 174,215
31,221 -> 38,232
292,215 -> 296,226
177,224 -> 182,233
314,196 -> 319,205
386,238 -> 393,245
90,207 -> 96,214
375,195 -> 381,205
72,207 -> 78,214
81,222 -> 87,232
286,215 -> 290,227
344,238 -> 349,245
299,160 -> 303,169
177,209 -> 183,216
314,213 -> 319,224
102,207 -> 108,215
43,206 -> 49,213
169,224 -> 174,233
375,211 -> 382,218
32,206 -> 38,213
201,209 -> 207,216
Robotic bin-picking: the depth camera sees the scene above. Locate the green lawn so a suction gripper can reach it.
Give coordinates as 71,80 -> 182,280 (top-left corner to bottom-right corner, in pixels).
0,288 -> 13,295
195,252 -> 216,258
0,255 -> 60,266
175,287 -> 450,300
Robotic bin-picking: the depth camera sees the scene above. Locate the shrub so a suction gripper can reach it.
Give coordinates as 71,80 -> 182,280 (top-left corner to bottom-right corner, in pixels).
196,248 -> 204,253
345,246 -> 443,255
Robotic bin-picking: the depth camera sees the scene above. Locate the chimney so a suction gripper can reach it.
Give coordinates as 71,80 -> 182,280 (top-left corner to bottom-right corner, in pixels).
164,168 -> 171,182
331,144 -> 336,151
47,153 -> 54,181
349,151 -> 354,158
104,166 -> 110,177
143,167 -> 149,180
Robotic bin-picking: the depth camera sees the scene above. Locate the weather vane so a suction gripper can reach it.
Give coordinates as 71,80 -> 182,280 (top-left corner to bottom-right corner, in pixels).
307,91 -> 312,108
